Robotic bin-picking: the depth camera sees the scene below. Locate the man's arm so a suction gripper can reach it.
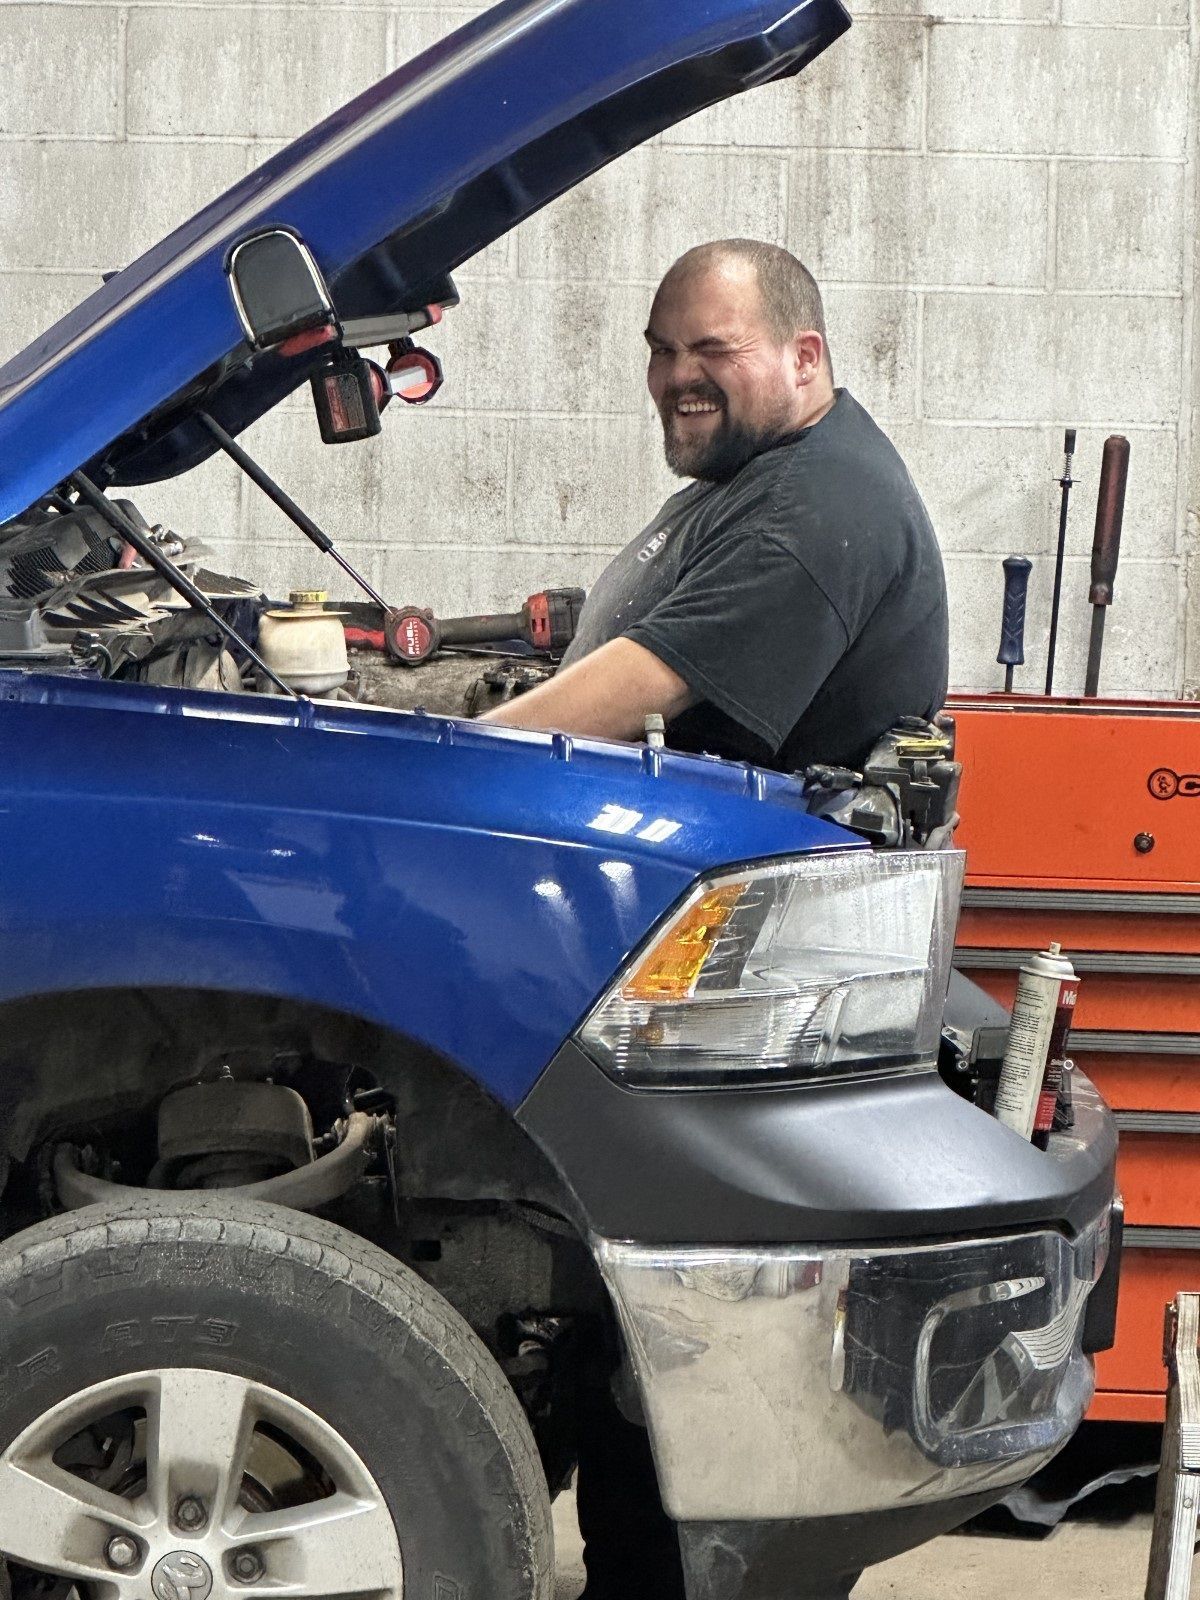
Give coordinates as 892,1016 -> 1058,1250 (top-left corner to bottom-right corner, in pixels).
480,637 -> 695,740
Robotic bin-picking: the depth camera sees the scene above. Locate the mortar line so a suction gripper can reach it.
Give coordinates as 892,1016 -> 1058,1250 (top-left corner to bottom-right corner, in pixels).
1044,159 -> 1058,296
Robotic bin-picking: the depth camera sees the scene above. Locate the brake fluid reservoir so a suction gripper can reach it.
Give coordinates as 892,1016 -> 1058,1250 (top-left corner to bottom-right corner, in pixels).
257,591 -> 349,695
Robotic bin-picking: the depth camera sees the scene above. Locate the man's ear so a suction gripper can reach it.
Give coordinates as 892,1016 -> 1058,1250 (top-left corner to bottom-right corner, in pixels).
794,330 -> 825,386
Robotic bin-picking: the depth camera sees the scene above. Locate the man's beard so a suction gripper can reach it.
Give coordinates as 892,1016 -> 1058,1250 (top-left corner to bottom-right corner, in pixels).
660,384 -> 788,484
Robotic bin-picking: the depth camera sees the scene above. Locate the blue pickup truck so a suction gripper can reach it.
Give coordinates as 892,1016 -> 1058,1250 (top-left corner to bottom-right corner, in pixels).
0,1 -> 1118,1597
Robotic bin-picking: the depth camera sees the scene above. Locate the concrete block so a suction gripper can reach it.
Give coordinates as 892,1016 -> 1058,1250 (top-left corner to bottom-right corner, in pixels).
509,415 -> 680,547
135,454 -> 242,548
663,19 -> 924,151
823,285 -> 919,421
378,544 -> 616,617
394,8 -> 478,68
928,23 -> 1189,158
1056,160 -> 1184,294
885,421 -> 1179,558
1061,0 -> 1186,24
922,292 -> 1182,425
376,410 -> 510,547
0,272 -> 97,364
126,8 -> 387,139
790,153 -> 1048,288
238,409 -> 383,547
0,6 -> 118,136
517,148 -> 785,282
945,551 -> 1180,695
0,141 -> 246,272
851,0 -> 1049,19
434,279 -> 652,415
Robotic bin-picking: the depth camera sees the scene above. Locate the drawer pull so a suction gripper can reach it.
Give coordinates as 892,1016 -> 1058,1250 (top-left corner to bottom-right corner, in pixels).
1072,1031 -> 1200,1056
1115,1112 -> 1200,1135
956,948 -> 1200,977
1125,1226 -> 1200,1251
962,889 -> 1200,917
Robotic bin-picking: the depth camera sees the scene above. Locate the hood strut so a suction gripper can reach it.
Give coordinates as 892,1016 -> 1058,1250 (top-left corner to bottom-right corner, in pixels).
68,471 -> 300,699
197,411 -> 391,614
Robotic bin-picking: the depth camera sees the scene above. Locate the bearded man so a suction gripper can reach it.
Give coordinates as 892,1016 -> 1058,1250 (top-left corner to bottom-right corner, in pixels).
483,240 -> 950,1600
483,238 -> 949,775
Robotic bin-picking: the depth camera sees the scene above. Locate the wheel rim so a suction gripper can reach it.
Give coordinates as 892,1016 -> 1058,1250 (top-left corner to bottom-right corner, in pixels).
0,1368 -> 403,1598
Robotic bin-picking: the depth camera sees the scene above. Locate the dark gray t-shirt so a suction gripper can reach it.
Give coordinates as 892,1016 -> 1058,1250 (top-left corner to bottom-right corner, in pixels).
560,389 -> 949,773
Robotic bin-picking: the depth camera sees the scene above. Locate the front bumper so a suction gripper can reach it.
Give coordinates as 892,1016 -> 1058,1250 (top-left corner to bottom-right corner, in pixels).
595,1201 -> 1112,1524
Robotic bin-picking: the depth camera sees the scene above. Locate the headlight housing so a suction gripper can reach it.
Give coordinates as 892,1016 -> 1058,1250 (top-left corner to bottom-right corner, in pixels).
578,848 -> 965,1088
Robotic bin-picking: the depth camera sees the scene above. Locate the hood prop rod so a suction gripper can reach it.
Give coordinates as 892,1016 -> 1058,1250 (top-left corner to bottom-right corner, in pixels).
68,471 -> 300,699
197,412 -> 391,614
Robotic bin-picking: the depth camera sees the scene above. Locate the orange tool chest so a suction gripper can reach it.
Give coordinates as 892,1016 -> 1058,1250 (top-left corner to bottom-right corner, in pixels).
950,692 -> 1200,1423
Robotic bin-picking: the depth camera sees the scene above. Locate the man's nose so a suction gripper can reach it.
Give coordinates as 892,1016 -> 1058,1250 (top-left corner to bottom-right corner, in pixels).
673,350 -> 707,387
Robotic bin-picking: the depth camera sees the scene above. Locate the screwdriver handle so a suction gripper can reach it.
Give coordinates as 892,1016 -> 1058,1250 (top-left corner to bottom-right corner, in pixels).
997,555 -> 1033,667
1089,435 -> 1129,606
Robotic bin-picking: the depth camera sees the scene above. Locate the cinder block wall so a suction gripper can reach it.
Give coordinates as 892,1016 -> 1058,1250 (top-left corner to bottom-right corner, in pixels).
1,0 -> 1194,697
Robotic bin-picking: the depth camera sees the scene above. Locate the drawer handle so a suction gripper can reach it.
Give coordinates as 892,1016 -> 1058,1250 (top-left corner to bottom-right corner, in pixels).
962,888 -> 1200,917
955,949 -> 1200,977
1115,1112 -> 1200,1135
1072,1030 -> 1200,1057
1125,1226 -> 1200,1251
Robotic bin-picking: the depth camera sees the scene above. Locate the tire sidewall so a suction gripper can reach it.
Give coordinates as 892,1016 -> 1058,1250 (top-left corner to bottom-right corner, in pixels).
0,1204 -> 550,1600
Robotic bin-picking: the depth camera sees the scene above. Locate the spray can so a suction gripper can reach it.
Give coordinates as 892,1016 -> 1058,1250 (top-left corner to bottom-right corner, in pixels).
993,943 -> 1079,1141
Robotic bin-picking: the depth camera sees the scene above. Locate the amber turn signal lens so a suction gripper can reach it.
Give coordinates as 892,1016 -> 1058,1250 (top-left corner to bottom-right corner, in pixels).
622,883 -> 748,1002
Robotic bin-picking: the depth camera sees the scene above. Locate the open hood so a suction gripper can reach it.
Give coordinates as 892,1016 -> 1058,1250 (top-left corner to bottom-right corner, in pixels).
0,0 -> 849,523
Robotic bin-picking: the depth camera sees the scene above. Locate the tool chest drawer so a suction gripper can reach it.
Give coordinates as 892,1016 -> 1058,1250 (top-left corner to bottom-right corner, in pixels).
950,695 -> 1200,1424
1093,1236 -> 1200,1419
1112,1119 -> 1200,1228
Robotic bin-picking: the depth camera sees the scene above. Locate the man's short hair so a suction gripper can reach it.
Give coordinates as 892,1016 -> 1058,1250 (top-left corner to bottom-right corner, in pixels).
665,239 -> 829,349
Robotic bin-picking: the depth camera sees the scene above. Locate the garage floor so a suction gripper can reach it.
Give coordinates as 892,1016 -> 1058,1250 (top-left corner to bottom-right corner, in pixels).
551,1497 -> 1181,1598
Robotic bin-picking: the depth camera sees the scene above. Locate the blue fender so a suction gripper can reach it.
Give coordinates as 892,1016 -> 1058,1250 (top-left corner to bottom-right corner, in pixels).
0,673 -> 859,1105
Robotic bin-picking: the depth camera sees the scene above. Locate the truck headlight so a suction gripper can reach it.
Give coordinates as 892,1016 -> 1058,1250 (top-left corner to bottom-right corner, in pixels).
578,849 -> 965,1087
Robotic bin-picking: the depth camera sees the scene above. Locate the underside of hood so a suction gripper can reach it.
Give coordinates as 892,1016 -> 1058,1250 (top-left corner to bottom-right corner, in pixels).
0,0 -> 849,524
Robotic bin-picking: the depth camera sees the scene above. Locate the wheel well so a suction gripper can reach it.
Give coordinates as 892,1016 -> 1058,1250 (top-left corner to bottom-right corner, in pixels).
0,986 -> 574,1217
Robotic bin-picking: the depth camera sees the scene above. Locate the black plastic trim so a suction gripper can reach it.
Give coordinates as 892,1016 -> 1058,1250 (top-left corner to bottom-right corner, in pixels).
515,1041 -> 1117,1246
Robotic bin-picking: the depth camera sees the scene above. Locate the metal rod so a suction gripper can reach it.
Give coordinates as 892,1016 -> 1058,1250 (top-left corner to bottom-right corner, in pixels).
1044,426 -> 1076,696
68,471 -> 300,699
1084,608 -> 1106,699
197,411 -> 391,612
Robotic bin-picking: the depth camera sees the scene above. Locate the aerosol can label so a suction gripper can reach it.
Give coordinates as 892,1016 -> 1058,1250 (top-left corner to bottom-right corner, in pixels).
994,944 -> 1079,1141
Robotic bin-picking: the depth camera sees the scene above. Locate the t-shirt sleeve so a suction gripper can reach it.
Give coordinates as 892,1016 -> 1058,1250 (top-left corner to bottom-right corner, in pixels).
624,503 -> 850,755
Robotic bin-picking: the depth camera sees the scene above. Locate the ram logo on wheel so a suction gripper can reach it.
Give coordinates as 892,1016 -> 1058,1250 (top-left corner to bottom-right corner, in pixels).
151,1551 -> 214,1600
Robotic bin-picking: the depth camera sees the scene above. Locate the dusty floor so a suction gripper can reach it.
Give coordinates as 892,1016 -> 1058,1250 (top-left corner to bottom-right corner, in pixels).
552,1496 -> 1176,1599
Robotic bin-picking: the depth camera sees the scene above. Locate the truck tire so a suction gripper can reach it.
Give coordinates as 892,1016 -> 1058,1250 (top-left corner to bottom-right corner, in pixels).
0,1194 -> 552,1600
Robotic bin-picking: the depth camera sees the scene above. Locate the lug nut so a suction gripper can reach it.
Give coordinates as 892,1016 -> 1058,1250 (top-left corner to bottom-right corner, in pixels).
105,1534 -> 140,1570
175,1495 -> 207,1531
231,1549 -> 264,1583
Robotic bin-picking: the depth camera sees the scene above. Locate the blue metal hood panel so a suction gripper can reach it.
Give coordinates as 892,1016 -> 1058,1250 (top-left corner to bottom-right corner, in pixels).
0,671 -> 861,1103
0,0 -> 849,523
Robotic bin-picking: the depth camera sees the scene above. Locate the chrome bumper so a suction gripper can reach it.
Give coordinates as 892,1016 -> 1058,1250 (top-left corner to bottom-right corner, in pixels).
594,1205 -> 1111,1522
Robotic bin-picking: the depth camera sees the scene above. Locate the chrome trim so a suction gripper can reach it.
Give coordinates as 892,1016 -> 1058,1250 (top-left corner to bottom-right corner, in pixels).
594,1209 -> 1109,1521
